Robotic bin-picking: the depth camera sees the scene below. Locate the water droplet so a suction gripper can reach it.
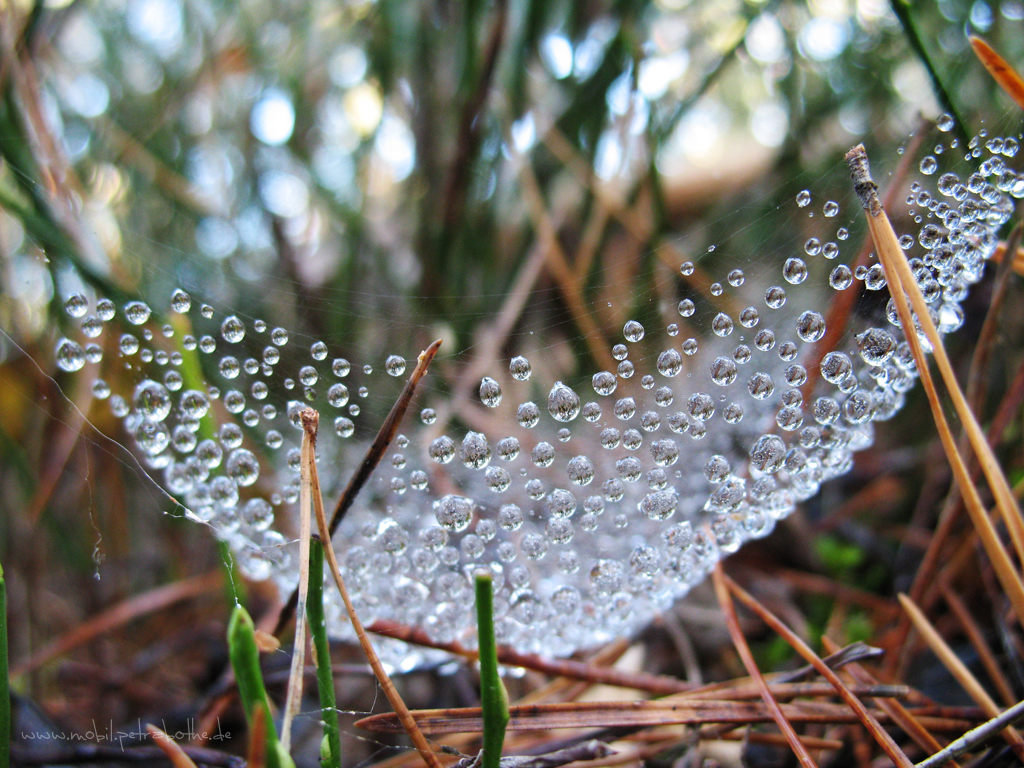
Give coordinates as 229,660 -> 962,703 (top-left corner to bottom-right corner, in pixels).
548,382 -> 580,422
820,352 -> 852,384
221,315 -> 245,343
124,301 -> 151,325
118,334 -> 139,356
796,189 -> 812,207
170,289 -> 192,313
704,455 -> 731,483
919,155 -> 938,175
460,432 -> 491,469
750,434 -> 786,473
516,401 -> 540,428
710,356 -> 737,385
433,494 -> 473,532
829,265 -> 853,290
677,299 -> 695,317
486,466 -> 511,492
134,380 -> 172,421
784,257 -> 808,284
856,328 -> 897,365
420,407 -> 437,424
226,448 -> 260,486
532,441 -> 555,468
479,377 -> 502,407
796,311 -> 826,342
386,355 -> 406,376
424,434 -> 455,464
200,305 -> 214,319
498,504 -> 524,531
334,417 -> 355,437
679,261 -> 694,276
271,327 -> 289,346
657,349 -> 683,377
765,286 -> 786,308
727,269 -> 744,287
592,371 -> 617,396
55,338 -> 86,371
567,455 -> 595,485
823,200 -> 839,217
937,113 -> 954,132
623,320 -> 645,342
64,293 -> 88,318
497,436 -> 520,460
747,372 -> 774,399
509,356 -> 532,381
687,393 -> 714,421
711,313 -> 734,337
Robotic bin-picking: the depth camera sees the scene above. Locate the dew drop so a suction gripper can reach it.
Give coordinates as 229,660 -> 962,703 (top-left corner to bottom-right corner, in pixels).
429,435 -> 456,463
271,327 -> 289,346
823,200 -> 839,217
124,301 -> 151,325
65,293 -> 88,318
677,299 -> 695,317
226,448 -> 260,486
829,265 -> 853,290
133,380 -> 172,421
567,455 -> 595,486
516,401 -> 540,428
509,355 -> 532,381
765,286 -> 786,308
386,355 -> 407,376
479,376 -> 502,407
710,356 -> 737,386
920,156 -> 938,175
711,313 -> 734,337
55,338 -> 86,371
311,341 -> 329,361
548,382 -> 581,422
433,494 -> 473,532
460,431 -> 492,469
592,371 -> 617,396
420,407 -> 437,424
796,189 -> 812,207
796,311 -> 826,342
220,315 -> 245,343
623,320 -> 645,342
328,383 -> 349,407
784,257 -> 808,284
657,349 -> 683,377
161,290 -> 191,317
119,334 -> 140,355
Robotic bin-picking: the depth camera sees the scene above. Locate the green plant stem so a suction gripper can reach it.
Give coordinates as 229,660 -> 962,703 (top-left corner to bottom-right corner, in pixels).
307,538 -> 341,768
227,604 -> 294,768
475,571 -> 508,768
0,562 -> 8,768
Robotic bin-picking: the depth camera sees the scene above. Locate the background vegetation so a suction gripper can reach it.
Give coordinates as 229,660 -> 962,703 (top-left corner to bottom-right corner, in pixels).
2,0 -> 1024,766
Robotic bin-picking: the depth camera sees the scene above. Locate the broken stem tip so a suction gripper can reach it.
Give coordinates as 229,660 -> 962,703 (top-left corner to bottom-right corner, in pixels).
845,144 -> 881,216
300,407 -> 319,444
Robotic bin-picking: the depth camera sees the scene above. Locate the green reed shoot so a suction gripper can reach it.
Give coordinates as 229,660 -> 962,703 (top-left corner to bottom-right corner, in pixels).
227,604 -> 295,768
307,537 -> 341,768
475,570 -> 508,768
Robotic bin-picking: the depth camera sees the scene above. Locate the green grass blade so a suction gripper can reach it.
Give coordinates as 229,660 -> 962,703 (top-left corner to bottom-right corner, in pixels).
307,538 -> 341,768
227,604 -> 294,768
475,570 -> 507,768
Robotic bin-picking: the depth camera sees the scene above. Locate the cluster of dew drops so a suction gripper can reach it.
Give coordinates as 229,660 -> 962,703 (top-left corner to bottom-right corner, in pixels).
52,116 -> 1020,658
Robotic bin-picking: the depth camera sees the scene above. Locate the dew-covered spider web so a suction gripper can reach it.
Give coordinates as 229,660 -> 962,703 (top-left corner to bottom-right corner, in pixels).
38,112 -> 1021,665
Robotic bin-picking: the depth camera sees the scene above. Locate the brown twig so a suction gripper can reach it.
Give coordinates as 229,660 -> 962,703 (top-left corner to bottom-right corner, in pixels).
273,339 -> 442,637
711,565 -> 819,768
